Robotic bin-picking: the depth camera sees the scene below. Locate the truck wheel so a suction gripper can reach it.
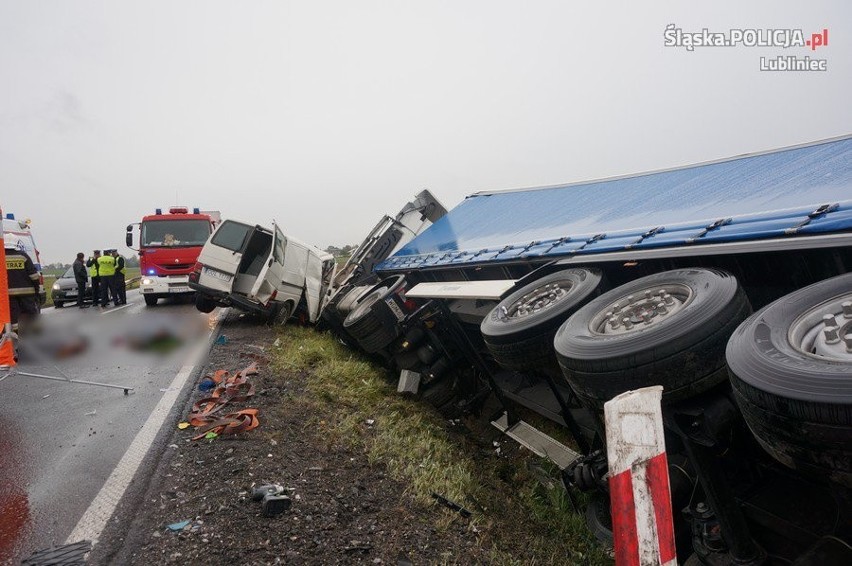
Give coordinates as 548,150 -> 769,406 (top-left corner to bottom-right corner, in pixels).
554,268 -> 750,409
195,294 -> 216,313
420,376 -> 461,417
144,295 -> 158,307
726,273 -> 852,488
481,268 -> 604,375
336,284 -> 373,316
343,275 -> 407,353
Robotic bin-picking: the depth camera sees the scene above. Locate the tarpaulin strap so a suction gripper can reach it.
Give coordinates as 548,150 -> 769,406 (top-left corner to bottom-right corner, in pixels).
543,236 -> 572,254
192,408 -> 260,440
625,226 -> 665,249
686,218 -> 731,243
785,203 -> 840,234
570,233 -> 606,254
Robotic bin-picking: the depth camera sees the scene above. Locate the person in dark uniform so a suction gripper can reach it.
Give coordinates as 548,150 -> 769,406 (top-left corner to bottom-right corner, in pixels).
96,250 -> 117,307
73,252 -> 89,308
4,236 -> 40,332
87,250 -> 101,307
111,250 -> 126,305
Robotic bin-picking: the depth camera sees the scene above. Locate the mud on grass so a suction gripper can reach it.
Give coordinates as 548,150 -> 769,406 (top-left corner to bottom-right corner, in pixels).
109,315 -> 611,565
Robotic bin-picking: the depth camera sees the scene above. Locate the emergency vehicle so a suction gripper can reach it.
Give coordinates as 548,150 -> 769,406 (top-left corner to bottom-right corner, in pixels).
2,213 -> 46,305
126,207 -> 220,306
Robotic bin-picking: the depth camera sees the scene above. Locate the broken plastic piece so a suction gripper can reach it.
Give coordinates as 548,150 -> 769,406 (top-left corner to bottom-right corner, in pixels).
251,484 -> 285,501
177,422 -> 190,430
215,335 -> 228,345
431,492 -> 472,518
167,520 -> 191,531
261,494 -> 292,517
204,431 -> 218,440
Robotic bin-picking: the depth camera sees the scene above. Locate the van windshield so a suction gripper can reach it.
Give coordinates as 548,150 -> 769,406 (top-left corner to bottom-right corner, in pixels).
141,220 -> 211,247
210,221 -> 252,252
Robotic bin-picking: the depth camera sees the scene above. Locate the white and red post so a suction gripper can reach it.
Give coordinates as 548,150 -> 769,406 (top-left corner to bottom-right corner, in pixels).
604,385 -> 676,566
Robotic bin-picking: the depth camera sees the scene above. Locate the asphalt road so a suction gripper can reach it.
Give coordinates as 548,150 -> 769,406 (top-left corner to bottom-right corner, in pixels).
0,290 -> 217,564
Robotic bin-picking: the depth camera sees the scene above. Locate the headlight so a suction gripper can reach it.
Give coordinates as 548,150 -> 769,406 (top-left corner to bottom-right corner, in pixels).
52,283 -> 61,291
142,278 -> 153,285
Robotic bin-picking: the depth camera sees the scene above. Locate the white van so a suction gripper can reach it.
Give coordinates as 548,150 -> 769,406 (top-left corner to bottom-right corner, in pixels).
189,219 -> 336,323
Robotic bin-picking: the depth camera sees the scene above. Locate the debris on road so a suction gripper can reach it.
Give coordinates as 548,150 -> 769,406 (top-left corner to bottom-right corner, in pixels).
431,492 -> 472,518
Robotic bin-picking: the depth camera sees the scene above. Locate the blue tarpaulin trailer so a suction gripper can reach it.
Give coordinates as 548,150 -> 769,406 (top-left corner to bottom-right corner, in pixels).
326,135 -> 852,565
378,135 -> 852,272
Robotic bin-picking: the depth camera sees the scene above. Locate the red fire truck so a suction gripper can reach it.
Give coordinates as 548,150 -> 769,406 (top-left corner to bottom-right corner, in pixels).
126,207 -> 220,306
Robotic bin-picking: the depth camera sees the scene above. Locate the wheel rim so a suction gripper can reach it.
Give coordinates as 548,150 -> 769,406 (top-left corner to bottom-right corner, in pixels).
349,288 -> 386,321
788,294 -> 852,362
589,283 -> 693,335
502,280 -> 575,320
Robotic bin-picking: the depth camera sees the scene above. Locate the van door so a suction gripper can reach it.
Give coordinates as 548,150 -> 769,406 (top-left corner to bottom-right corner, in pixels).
248,222 -> 287,306
198,220 -> 253,294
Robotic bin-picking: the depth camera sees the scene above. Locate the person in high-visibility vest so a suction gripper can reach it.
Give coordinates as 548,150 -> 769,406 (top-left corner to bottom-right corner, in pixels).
4,235 -> 40,332
87,250 -> 101,307
96,250 -> 117,307
111,249 -> 127,305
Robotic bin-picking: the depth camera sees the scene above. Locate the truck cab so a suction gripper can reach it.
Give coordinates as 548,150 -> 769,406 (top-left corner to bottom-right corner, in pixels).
189,219 -> 335,323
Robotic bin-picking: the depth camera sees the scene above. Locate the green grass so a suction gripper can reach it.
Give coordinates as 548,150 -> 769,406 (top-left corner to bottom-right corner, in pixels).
272,326 -> 612,565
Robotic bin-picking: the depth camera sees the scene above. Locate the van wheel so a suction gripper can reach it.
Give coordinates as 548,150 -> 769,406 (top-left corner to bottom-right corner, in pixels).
343,275 -> 407,353
195,294 -> 216,313
727,273 -> 852,488
481,268 -> 603,375
273,302 -> 293,326
555,268 -> 750,409
144,295 -> 158,307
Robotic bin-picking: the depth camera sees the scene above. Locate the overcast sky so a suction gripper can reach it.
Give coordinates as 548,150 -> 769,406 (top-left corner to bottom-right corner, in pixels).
1,1 -> 849,263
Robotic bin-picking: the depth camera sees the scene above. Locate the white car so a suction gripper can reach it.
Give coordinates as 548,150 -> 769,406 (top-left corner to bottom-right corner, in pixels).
189,219 -> 335,323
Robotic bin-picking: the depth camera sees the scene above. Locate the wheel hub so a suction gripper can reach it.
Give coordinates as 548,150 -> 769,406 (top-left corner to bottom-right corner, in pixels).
506,281 -> 573,319
590,284 -> 692,335
789,297 -> 852,362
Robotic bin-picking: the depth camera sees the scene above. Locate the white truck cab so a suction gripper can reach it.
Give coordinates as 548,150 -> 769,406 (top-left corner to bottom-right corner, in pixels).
189,219 -> 335,323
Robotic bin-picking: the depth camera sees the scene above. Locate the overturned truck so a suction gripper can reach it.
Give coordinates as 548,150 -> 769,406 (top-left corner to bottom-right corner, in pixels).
323,136 -> 852,565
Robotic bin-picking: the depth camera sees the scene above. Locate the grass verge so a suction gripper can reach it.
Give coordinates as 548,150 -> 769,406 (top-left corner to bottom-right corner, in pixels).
272,326 -> 612,565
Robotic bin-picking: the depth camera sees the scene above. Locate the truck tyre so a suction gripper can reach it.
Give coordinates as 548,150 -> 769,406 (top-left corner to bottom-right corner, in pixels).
554,268 -> 750,409
481,268 -> 604,375
144,295 -> 158,307
420,376 -> 461,417
342,275 -> 407,353
195,294 -> 216,313
335,284 -> 373,316
726,273 -> 852,488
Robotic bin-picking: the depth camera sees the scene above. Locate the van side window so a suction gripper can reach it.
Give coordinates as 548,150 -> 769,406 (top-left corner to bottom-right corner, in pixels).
273,229 -> 286,263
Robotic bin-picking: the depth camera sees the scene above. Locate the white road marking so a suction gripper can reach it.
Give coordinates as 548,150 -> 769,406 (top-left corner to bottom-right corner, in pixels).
65,310 -> 225,545
98,304 -> 132,315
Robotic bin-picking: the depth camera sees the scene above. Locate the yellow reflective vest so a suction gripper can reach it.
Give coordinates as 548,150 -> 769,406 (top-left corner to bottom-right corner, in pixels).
97,254 -> 116,276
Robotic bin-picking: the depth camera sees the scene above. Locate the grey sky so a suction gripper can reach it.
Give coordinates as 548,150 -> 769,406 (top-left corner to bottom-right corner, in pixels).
1,1 -> 849,263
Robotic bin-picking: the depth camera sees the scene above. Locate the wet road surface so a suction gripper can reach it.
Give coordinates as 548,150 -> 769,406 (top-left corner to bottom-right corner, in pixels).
0,291 -> 216,564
